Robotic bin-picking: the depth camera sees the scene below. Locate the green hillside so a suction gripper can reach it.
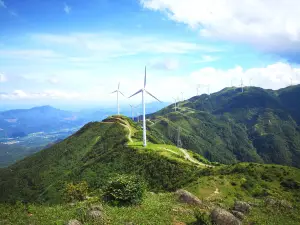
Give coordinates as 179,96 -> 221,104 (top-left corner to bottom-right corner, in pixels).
0,115 -> 205,204
149,85 -> 300,167
0,115 -> 300,224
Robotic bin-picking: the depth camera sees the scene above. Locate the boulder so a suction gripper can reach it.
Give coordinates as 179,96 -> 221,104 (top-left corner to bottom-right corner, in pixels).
65,219 -> 82,225
175,189 -> 202,205
88,210 -> 104,219
231,210 -> 245,220
210,208 -> 241,225
234,201 -> 251,214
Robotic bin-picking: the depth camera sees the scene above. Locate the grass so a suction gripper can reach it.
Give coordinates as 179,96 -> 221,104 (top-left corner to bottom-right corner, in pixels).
0,193 -> 198,225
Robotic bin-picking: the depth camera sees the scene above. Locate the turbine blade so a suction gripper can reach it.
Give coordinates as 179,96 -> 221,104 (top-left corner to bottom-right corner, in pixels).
129,89 -> 142,98
144,66 -> 147,88
119,91 -> 126,97
111,90 -> 117,94
145,90 -> 161,102
118,82 -> 120,90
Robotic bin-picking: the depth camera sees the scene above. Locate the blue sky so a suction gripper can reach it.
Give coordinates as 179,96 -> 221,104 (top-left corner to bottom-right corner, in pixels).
0,0 -> 300,109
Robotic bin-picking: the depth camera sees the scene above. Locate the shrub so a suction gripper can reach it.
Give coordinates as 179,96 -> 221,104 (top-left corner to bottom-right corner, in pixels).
193,210 -> 212,225
63,181 -> 88,202
103,175 -> 145,206
280,179 -> 300,190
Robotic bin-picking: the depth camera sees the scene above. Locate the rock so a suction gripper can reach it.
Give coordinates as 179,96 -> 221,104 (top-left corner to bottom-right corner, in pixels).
210,208 -> 241,225
265,197 -> 277,206
88,210 -> 103,218
234,201 -> 251,214
65,219 -> 82,225
231,210 -> 245,220
278,200 -> 293,209
175,189 -> 202,205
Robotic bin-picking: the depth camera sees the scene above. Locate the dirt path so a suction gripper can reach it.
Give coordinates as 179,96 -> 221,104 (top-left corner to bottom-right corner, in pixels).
207,187 -> 220,200
178,148 -> 207,166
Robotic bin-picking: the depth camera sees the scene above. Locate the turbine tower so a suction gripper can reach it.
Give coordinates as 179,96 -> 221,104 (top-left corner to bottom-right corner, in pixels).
196,84 -> 201,96
173,97 -> 177,111
181,92 -> 184,101
241,78 -> 244,93
111,82 -> 125,115
129,66 -> 161,147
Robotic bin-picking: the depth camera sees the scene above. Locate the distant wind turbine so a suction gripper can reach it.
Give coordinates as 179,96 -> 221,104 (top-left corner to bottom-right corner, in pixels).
249,78 -> 253,87
129,66 -> 161,147
207,84 -> 210,95
181,92 -> 184,101
173,97 -> 177,111
196,85 -> 201,96
241,78 -> 244,93
111,82 -> 125,115
290,77 -> 293,86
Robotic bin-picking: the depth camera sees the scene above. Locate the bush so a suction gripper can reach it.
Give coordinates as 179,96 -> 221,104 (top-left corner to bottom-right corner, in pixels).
103,175 -> 145,206
63,181 -> 88,202
193,210 -> 212,225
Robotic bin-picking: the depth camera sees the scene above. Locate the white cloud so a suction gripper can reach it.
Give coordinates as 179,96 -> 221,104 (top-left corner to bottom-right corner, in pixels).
149,58 -> 179,70
193,55 -> 219,64
0,0 -> 6,8
1,90 -> 80,100
47,78 -> 59,84
0,73 -> 7,82
64,3 -> 71,14
140,0 -> 300,60
31,33 -> 221,56
1,63 -> 299,104
0,49 -> 61,59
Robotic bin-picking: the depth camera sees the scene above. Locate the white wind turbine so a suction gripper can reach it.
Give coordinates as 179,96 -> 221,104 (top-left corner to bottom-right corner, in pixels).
111,82 -> 125,115
129,66 -> 161,147
240,78 -> 244,92
196,84 -> 201,96
173,97 -> 177,111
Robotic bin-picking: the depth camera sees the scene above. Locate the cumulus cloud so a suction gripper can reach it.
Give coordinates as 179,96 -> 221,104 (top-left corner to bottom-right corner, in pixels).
140,0 -> 300,62
1,63 -> 299,103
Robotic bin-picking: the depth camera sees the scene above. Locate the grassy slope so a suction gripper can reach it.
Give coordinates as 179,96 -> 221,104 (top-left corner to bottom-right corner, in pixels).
0,116 -> 205,204
149,85 -> 300,167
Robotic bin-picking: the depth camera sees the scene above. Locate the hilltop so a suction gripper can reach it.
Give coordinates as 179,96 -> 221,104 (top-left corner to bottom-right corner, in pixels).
149,85 -> 300,168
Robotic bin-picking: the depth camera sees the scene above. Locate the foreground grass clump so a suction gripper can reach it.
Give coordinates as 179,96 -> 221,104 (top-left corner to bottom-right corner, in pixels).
63,181 -> 89,203
103,175 -> 145,206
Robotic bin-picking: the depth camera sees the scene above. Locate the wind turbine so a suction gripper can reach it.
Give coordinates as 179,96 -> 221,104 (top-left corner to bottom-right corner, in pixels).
240,78 -> 244,93
111,82 -> 125,115
290,77 -> 293,86
129,66 -> 161,147
196,84 -> 201,96
249,78 -> 253,87
207,84 -> 210,95
173,97 -> 177,111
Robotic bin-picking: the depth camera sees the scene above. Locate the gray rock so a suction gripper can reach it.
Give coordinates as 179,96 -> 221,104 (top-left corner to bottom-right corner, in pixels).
88,210 -> 103,219
278,200 -> 293,209
211,208 -> 241,225
176,189 -> 202,205
65,219 -> 82,225
265,197 -> 277,206
234,201 -> 251,214
231,210 -> 245,220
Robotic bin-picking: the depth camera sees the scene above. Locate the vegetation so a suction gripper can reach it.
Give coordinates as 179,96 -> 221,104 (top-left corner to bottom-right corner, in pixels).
103,174 -> 145,206
149,85 -> 300,167
63,181 -> 89,203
